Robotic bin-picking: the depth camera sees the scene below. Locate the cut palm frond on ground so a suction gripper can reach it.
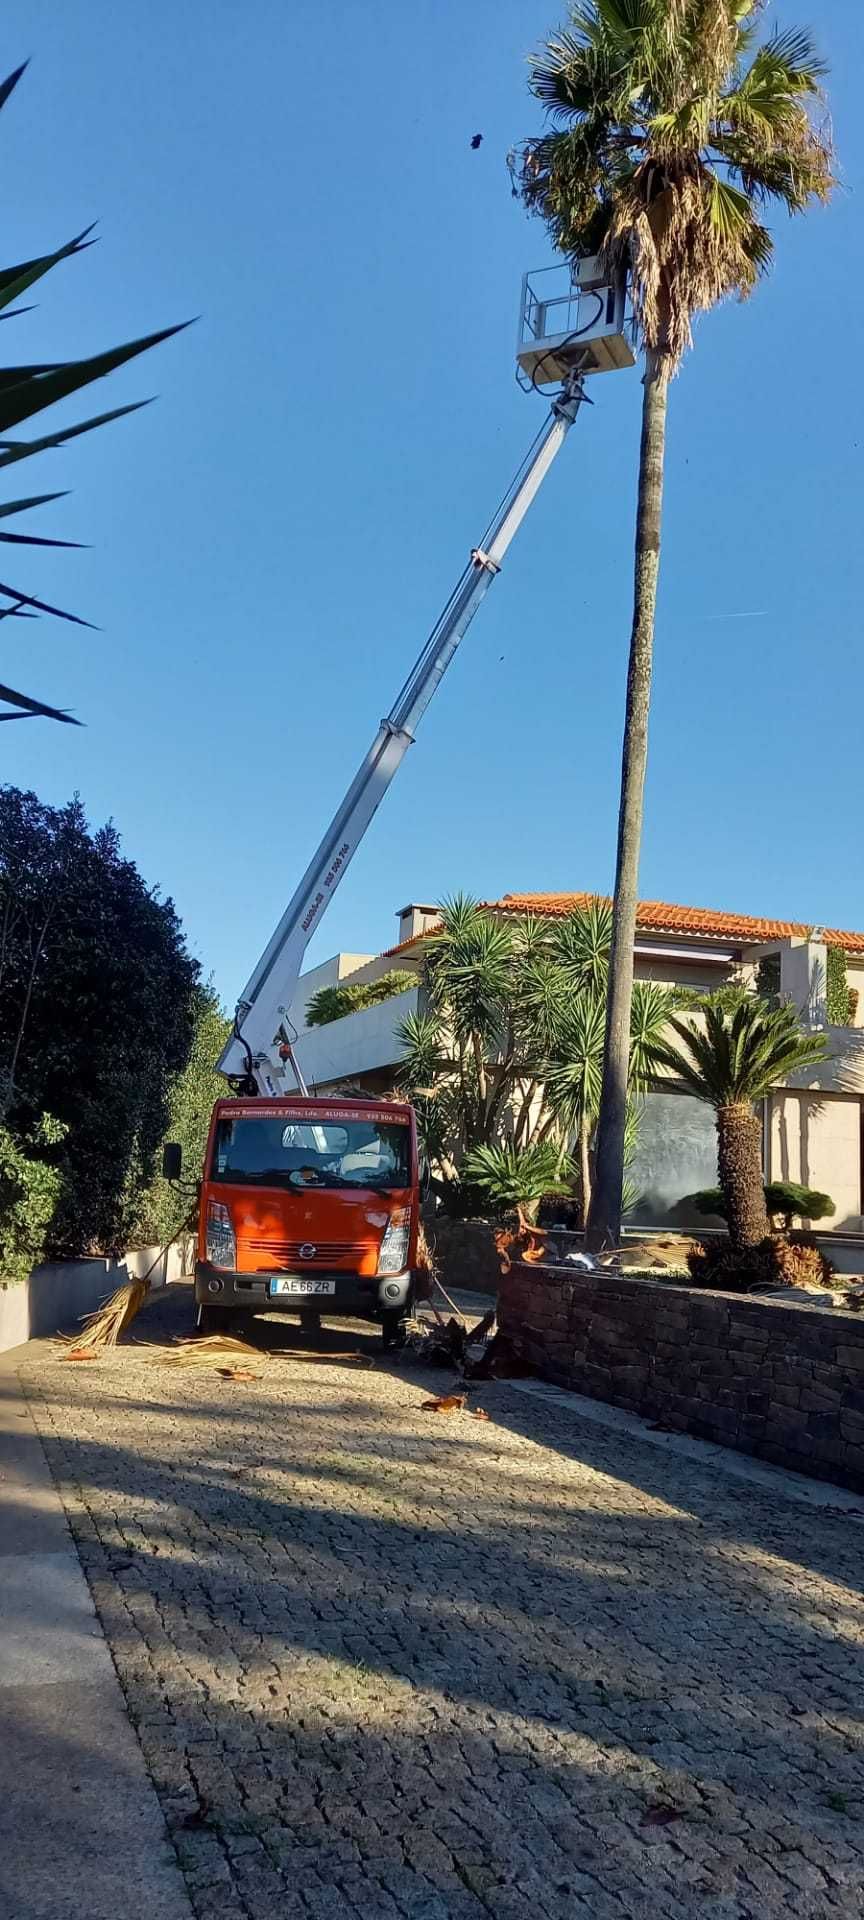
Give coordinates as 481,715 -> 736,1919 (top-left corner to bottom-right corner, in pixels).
57,1208 -> 196,1353
279,1350 -> 376,1369
62,1278 -> 149,1354
164,1333 -> 266,1367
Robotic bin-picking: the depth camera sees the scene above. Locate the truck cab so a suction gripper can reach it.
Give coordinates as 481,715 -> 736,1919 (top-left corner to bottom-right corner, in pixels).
194,1094 -> 420,1344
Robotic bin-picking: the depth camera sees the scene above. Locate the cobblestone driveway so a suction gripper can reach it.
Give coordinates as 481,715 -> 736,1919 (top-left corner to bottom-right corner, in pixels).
18,1284 -> 864,1920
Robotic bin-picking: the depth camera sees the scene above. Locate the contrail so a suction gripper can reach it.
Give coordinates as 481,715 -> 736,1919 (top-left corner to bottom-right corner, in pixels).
698,610 -> 769,622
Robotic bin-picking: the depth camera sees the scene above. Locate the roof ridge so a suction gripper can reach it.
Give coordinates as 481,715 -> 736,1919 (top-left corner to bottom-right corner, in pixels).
381,892 -> 864,958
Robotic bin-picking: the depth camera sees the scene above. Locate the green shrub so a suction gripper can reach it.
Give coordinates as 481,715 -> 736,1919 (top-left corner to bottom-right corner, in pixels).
827,946 -> 855,1026
306,969 -> 412,1028
0,1116 -> 66,1283
686,1181 -> 834,1228
755,954 -> 781,1006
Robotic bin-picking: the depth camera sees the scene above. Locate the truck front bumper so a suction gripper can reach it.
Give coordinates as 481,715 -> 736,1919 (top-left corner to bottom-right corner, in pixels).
194,1262 -> 414,1320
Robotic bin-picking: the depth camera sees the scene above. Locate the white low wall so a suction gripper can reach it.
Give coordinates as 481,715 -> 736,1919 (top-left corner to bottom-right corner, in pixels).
0,1244 -> 188,1356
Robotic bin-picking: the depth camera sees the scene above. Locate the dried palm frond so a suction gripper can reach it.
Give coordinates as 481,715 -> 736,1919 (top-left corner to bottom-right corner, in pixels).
280,1349 -> 376,1369
63,1278 -> 149,1354
494,1213 -> 549,1273
164,1333 -> 265,1368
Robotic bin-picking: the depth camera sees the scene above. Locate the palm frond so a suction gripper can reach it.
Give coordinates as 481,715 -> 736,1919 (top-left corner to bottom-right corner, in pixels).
0,399 -> 153,472
0,62 -> 27,115
517,0 -> 832,366
0,226 -> 97,317
549,899 -> 613,989
0,678 -> 81,725
757,24 -> 828,88
629,979 -> 675,1088
659,992 -> 826,1107
461,1138 -> 572,1213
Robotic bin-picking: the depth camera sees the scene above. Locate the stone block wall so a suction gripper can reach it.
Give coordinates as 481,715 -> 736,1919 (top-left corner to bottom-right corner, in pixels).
498,1261 -> 864,1492
427,1217 -> 501,1296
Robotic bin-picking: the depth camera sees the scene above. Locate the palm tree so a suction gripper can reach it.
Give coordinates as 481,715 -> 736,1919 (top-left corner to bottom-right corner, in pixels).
658,994 -> 826,1249
461,1138 -> 572,1224
545,974 -> 670,1222
513,0 -> 833,1247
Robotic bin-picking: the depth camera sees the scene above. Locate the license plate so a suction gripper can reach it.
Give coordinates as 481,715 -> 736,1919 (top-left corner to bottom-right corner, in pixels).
269,1277 -> 336,1296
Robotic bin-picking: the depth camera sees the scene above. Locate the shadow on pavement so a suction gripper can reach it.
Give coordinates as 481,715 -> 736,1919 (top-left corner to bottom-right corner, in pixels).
10,1279 -> 864,1918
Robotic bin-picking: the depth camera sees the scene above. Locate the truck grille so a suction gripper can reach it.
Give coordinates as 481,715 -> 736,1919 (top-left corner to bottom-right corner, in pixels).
244,1238 -> 368,1264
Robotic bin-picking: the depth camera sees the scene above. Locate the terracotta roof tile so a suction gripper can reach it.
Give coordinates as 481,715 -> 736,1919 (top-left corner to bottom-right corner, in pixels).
382,893 -> 864,958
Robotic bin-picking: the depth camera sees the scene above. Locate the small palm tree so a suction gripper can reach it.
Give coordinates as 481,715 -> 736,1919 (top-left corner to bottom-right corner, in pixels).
658,995 -> 826,1249
461,1138 -> 572,1223
545,975 -> 669,1222
513,1 -> 833,1247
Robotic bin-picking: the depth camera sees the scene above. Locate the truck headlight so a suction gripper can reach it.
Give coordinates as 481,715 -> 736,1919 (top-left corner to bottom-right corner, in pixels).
206,1200 -> 236,1269
377,1207 -> 410,1275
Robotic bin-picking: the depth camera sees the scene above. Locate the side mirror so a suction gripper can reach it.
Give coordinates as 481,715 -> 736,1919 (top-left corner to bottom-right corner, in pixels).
162,1141 -> 183,1182
420,1156 -> 432,1202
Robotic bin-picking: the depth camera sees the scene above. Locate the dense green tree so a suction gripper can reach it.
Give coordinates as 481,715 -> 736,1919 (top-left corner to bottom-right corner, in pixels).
397,894 -> 671,1223
0,785 -> 200,1253
136,984 -> 231,1247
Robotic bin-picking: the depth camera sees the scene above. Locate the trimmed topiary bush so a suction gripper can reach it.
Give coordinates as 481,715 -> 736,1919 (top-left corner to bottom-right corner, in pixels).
686,1181 -> 835,1228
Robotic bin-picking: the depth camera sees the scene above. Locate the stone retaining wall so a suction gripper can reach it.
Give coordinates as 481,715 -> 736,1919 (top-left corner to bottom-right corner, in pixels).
498,1260 -> 864,1491
427,1217 -> 500,1296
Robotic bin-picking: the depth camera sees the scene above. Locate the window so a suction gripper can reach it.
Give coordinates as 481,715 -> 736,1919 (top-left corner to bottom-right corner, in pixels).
210,1116 -> 410,1191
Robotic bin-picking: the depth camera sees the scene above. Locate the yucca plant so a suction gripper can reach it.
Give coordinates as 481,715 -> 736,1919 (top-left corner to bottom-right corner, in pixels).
0,61 -> 187,724
512,0 -> 833,1248
461,1138 -> 573,1222
658,994 -> 826,1248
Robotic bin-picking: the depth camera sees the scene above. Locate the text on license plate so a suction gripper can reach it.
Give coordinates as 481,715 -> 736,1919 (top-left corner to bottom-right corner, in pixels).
270,1277 -> 336,1296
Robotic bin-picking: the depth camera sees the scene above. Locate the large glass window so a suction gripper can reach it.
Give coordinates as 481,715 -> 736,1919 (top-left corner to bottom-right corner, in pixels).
209,1116 -> 410,1191
627,1089 -> 720,1227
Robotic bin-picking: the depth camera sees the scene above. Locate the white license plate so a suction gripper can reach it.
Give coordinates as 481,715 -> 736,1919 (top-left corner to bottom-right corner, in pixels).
269,1277 -> 336,1296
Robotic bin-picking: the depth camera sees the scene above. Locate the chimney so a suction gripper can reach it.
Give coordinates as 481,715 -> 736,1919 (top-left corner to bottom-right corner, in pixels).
396,903 -> 439,944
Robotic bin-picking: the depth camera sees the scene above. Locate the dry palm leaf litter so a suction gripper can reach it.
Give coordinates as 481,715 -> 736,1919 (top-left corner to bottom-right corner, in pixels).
61,1278 -> 150,1356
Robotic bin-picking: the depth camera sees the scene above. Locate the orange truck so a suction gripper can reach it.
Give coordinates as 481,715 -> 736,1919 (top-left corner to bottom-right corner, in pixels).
190,1094 -> 421,1345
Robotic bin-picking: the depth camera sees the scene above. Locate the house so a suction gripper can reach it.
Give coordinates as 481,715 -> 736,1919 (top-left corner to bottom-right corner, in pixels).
287,893 -> 864,1235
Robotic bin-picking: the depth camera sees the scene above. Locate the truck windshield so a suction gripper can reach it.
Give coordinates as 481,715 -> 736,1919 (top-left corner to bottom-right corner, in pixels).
210,1116 -> 411,1191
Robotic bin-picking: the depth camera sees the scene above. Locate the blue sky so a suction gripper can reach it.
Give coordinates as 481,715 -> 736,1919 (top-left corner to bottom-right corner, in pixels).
3,0 -> 862,1006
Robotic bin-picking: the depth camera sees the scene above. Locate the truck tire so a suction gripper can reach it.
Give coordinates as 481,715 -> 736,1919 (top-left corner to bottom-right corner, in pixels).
197,1302 -> 230,1334
381,1310 -> 407,1351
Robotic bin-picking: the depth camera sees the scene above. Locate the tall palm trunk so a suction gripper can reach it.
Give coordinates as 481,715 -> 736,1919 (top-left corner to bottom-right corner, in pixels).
578,1121 -> 591,1231
587,345 -> 669,1250
717,1102 -> 769,1250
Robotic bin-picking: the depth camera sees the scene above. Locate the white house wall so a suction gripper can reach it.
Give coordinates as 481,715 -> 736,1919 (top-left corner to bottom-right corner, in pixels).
293,986 -> 421,1088
768,1091 -> 862,1230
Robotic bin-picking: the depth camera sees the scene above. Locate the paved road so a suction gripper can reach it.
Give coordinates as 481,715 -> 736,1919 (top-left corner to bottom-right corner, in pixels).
14,1282 -> 864,1919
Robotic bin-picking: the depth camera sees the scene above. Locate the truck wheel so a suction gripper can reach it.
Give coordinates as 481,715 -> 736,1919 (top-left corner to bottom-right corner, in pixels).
381,1310 -> 407,1351
197,1303 -> 229,1334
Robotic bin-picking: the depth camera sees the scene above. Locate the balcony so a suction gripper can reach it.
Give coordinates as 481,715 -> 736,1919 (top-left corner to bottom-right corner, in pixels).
293,984 -> 420,1090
